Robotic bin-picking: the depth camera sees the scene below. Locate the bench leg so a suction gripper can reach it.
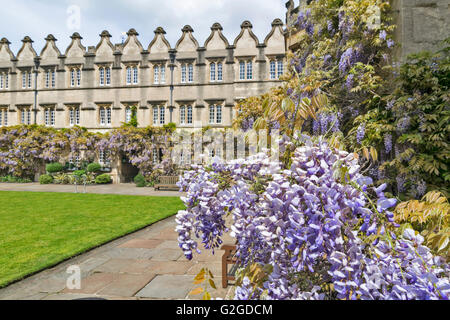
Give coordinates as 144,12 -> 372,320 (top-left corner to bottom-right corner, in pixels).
222,255 -> 228,288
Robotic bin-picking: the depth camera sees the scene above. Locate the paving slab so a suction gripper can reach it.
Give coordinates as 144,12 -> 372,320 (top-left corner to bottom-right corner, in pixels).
149,248 -> 183,261
97,273 -> 156,297
99,248 -> 154,260
118,239 -> 163,249
145,261 -> 194,275
136,275 -> 194,299
63,272 -> 118,294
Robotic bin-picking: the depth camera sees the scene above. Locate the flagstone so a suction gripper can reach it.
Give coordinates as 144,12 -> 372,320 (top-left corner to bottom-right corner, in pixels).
118,239 -> 163,249
97,273 -> 156,297
62,272 -> 118,294
135,275 -> 193,299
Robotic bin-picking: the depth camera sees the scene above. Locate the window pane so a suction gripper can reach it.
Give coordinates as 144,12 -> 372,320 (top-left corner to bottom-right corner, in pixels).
45,71 -> 50,88
51,70 -> 55,87
247,61 -> 252,80
209,105 -> 215,124
106,68 -> 111,85
107,107 -> 111,124
180,106 -> 185,124
216,105 -> 222,124
133,67 -> 138,84
217,63 -> 223,81
100,68 -> 104,85
239,62 -> 245,80
277,60 -> 284,78
210,63 -> 215,82
188,64 -> 193,82
181,65 -> 186,83
153,107 -> 158,124
126,67 -> 131,84
159,106 -> 165,124
187,106 -> 192,124
154,66 -> 159,84
160,65 -> 165,83
270,61 -> 276,80
76,69 -> 81,86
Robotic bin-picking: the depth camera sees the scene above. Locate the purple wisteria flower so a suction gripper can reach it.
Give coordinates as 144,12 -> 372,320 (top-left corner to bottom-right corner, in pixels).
356,123 -> 366,144
384,133 -> 392,153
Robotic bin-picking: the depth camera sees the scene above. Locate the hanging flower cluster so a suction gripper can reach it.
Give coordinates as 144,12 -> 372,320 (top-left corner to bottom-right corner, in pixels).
176,136 -> 449,300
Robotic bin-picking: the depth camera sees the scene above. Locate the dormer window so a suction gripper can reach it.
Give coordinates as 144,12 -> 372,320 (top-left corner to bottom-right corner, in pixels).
70,67 -> 81,87
126,65 -> 138,85
45,68 -> 56,88
210,62 -> 223,82
153,64 -> 165,85
22,70 -> 32,89
99,66 -> 111,86
181,63 -> 193,83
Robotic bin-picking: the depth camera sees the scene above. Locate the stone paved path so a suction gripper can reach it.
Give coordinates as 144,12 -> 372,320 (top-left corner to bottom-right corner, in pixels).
0,216 -> 235,300
0,182 -> 182,197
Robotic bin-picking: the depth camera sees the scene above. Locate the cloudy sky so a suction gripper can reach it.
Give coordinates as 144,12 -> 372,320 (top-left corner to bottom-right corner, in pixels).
0,0 -> 292,54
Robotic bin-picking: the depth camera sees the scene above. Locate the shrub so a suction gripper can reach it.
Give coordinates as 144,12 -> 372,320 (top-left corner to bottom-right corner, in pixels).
87,163 -> 102,173
46,163 -> 63,174
39,174 -> 53,185
134,174 -> 146,187
95,173 -> 111,184
0,175 -> 32,183
73,170 -> 86,177
53,173 -> 71,184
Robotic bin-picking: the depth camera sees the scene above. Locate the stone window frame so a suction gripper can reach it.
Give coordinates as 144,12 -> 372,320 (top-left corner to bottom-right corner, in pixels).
97,64 -> 112,87
68,66 -> 82,87
18,105 -> 32,125
178,104 -> 193,125
236,58 -> 255,82
98,150 -> 111,170
42,105 -> 56,127
21,69 -> 33,89
66,104 -> 80,127
207,58 -> 225,83
152,62 -> 166,85
0,70 -> 9,90
98,104 -> 112,126
124,63 -> 139,86
44,67 -> 57,89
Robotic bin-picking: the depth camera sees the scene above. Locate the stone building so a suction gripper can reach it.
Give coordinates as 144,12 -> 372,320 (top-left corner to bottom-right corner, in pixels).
0,19 -> 286,132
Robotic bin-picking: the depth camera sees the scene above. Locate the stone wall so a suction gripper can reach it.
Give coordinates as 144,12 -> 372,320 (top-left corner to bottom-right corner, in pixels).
392,0 -> 450,60
285,0 -> 450,59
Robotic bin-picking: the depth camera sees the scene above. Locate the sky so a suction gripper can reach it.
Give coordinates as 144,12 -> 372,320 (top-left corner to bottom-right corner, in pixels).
0,0 -> 292,55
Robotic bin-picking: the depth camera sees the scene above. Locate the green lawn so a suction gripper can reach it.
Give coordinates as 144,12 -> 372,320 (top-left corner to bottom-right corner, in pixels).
0,191 -> 184,288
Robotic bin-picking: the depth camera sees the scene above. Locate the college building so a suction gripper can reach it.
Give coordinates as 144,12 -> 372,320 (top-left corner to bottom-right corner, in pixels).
0,19 -> 286,131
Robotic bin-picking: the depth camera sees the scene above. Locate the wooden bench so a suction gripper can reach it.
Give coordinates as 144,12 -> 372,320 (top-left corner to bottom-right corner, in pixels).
154,175 -> 179,190
221,244 -> 238,288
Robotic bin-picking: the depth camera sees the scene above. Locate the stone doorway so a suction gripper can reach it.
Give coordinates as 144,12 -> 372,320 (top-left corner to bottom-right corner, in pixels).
120,157 -> 139,183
